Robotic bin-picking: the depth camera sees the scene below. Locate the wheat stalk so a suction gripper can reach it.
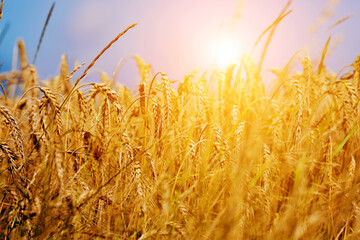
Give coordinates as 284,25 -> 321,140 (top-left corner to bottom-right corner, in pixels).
33,3 -> 55,64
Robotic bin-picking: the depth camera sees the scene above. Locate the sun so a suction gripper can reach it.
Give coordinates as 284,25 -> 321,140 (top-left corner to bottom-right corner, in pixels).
214,37 -> 240,70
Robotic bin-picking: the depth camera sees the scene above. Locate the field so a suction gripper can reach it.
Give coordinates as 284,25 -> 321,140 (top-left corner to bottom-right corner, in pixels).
1,1 -> 360,240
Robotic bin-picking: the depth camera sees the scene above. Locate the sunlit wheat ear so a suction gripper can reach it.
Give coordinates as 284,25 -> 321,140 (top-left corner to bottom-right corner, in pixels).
90,83 -> 119,102
139,83 -> 146,114
0,142 -> 18,172
123,133 -> 144,202
133,155 -> 144,200
58,55 -> 71,94
39,87 -> 63,132
231,104 -> 238,126
229,121 -> 245,153
39,87 -> 60,111
178,202 -> 190,222
0,105 -> 24,161
352,205 -> 360,235
86,93 -> 96,123
29,99 -> 41,134
97,98 -> 110,140
302,56 -> 315,109
133,55 -> 152,84
188,139 -> 198,172
179,74 -> 194,98
145,151 -> 157,182
212,124 -> 229,167
196,77 -> 210,124
292,78 -> 303,144
262,144 -> 272,193
341,80 -> 357,131
76,90 -> 87,129
161,74 -> 173,127
89,83 -> 124,115
344,80 -> 358,108
100,71 -> 110,85
116,83 -> 132,106
302,55 -> 313,82
21,65 -> 40,100
347,155 -> 356,189
196,78 -> 205,122
152,97 -> 162,139
18,39 -> 28,70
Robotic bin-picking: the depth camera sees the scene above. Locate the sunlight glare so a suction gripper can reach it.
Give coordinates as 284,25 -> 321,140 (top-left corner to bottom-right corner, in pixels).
215,37 -> 240,70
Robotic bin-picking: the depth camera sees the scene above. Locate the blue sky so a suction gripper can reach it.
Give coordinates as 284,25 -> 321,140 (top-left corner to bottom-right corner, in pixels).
0,0 -> 359,89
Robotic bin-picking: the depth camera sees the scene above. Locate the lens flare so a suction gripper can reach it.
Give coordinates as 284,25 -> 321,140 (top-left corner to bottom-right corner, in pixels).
215,37 -> 240,70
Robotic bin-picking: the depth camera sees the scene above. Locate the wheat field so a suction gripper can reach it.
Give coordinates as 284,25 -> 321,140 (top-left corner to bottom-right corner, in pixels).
2,3 -> 360,240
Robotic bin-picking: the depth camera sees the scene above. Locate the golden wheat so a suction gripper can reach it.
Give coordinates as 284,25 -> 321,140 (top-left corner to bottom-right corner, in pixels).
2,7 -> 360,240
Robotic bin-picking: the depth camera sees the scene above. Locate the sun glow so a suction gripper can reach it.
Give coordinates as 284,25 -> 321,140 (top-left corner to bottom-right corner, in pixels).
214,37 -> 240,70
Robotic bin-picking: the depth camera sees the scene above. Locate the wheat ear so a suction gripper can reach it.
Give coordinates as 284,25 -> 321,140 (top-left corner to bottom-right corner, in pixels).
0,105 -> 24,160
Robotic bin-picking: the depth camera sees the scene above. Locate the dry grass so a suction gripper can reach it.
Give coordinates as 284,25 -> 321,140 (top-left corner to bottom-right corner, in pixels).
1,6 -> 360,240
